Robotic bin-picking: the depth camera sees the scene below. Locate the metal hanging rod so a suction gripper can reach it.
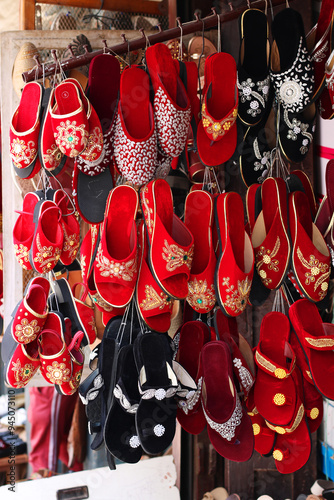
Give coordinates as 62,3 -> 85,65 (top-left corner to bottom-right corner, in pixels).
22,0 -> 293,83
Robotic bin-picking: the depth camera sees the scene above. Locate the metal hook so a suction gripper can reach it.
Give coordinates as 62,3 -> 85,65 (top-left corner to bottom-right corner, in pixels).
176,18 -> 184,61
33,55 -> 42,68
286,0 -> 290,7
228,1 -> 234,11
194,10 -> 201,22
156,22 -> 163,33
67,44 -> 75,57
83,44 -> 90,55
102,39 -> 109,54
139,28 -> 150,48
247,0 -> 251,9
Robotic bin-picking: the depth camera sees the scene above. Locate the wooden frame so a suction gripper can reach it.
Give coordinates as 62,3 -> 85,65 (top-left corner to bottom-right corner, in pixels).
19,0 -> 176,30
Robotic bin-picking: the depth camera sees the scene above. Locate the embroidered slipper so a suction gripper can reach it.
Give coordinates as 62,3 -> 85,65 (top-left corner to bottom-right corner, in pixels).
94,185 -> 139,308
140,179 -> 194,300
136,222 -> 173,333
214,192 -> 254,317
113,65 -> 157,185
197,52 -> 238,167
237,8 -> 271,127
270,8 -> 314,115
104,344 -> 143,463
322,47 -> 334,119
30,199 -> 63,274
72,162 -> 113,224
315,159 -> 334,261
289,298 -> 334,400
306,0 -> 334,102
52,189 -> 80,266
251,176 -> 290,290
146,42 -> 191,158
50,80 -> 89,157
175,321 -> 211,435
13,191 -> 41,270
277,101 -> 316,164
286,170 -> 318,220
188,35 -> 217,80
10,81 -> 43,178
214,309 -> 255,398
247,409 -> 276,457
289,191 -> 330,302
76,54 -> 120,175
184,190 -> 216,313
12,276 -> 49,344
134,332 -> 179,455
201,340 -> 254,462
56,321 -> 84,396
39,88 -> 67,176
254,311 -> 299,427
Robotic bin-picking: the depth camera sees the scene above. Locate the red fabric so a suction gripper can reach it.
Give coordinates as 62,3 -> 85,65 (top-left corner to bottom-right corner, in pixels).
28,387 -> 82,473
316,145 -> 334,160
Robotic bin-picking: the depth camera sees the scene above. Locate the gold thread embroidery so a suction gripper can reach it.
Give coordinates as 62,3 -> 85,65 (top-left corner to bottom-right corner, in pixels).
43,144 -> 62,169
54,119 -> 89,157
310,407 -> 319,420
11,358 -> 38,386
305,336 -> 334,348
256,236 -> 281,286
46,361 -> 71,384
201,102 -> 238,140
220,276 -> 251,314
33,233 -> 61,272
140,285 -> 172,311
265,404 -> 304,434
273,393 -> 286,406
95,246 -> 137,282
14,243 -> 30,269
296,247 -> 330,299
162,240 -> 193,272
15,318 -> 40,343
273,449 -> 284,461
10,138 -> 37,167
140,186 -> 154,235
255,350 -> 276,373
187,278 -> 216,311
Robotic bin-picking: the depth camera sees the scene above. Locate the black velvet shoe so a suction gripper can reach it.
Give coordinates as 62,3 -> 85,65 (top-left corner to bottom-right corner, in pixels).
237,8 -> 271,127
133,332 -> 178,455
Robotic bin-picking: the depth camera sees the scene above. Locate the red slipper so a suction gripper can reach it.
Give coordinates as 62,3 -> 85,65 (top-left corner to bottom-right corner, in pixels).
289,298 -> 334,400
140,179 -> 194,299
31,200 -> 64,274
247,410 -> 276,457
13,191 -> 40,270
288,170 -> 318,220
113,65 -> 157,185
251,177 -> 290,290
94,185 -> 139,308
184,190 -> 216,313
201,340 -> 254,462
53,189 -> 80,266
246,183 -> 262,236
197,52 -> 238,167
175,321 -> 211,435
51,80 -> 89,157
136,222 -> 173,333
146,43 -> 191,158
57,322 -> 84,396
254,312 -> 298,427
5,338 -> 41,389
214,192 -> 254,317
10,81 -> 43,177
289,191 -> 330,302
12,277 -> 49,344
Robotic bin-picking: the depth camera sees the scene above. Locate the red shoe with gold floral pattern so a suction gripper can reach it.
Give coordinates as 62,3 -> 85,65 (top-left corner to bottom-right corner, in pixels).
146,43 -> 191,159
94,185 -> 139,308
289,190 -> 331,302
31,200 -> 64,274
184,190 -> 216,313
12,276 -> 49,344
10,81 -> 43,179
57,318 -> 84,396
214,192 -> 254,317
251,177 -> 290,290
53,189 -> 80,266
5,337 -> 42,389
140,179 -> 194,300
13,191 -> 41,270
50,80 -> 89,158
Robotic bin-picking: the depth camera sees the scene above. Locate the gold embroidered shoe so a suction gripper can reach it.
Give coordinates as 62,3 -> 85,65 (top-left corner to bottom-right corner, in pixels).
289,190 -> 331,302
140,179 -> 194,300
289,298 -> 334,400
251,176 -> 291,290
197,52 -> 238,167
13,191 -> 41,271
94,185 -> 139,308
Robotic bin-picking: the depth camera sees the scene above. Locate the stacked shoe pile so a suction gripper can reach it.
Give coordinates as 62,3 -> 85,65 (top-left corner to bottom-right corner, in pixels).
1,276 -> 96,395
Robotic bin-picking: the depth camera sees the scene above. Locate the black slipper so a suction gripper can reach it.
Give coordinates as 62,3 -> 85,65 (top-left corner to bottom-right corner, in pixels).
133,333 -> 179,455
104,344 -> 143,463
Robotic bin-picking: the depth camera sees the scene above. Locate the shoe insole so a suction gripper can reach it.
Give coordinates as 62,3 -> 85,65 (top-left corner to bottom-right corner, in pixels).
206,53 -> 236,122
15,83 -> 41,132
54,82 -> 81,114
241,9 -> 268,78
260,312 -> 289,369
271,8 -> 305,72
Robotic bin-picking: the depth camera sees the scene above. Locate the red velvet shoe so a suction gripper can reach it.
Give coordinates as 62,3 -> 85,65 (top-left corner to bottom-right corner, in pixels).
247,409 -> 276,457
113,65 -> 157,185
201,340 -> 254,461
215,192 -> 254,317
197,52 -> 238,167
5,338 -> 41,389
246,183 -> 262,236
12,276 -> 49,344
136,222 -> 173,333
288,170 -> 318,220
254,312 -> 298,427
94,185 -> 139,308
289,191 -> 330,302
140,179 -> 194,299
50,80 -> 89,157
289,298 -> 334,400
53,189 -> 80,266
184,190 -> 216,313
251,177 -> 290,290
31,200 -> 64,274
10,81 -> 43,178
146,43 -> 191,158
57,323 -> 85,396
175,321 -> 211,435
324,49 -> 334,119
13,191 -> 40,270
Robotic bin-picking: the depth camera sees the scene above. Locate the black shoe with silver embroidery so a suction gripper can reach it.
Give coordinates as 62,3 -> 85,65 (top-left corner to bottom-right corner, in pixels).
270,8 -> 314,114
277,101 -> 316,163
237,9 -> 271,127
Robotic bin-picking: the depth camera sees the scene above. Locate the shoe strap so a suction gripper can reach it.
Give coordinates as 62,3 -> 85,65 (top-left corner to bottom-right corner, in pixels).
68,330 -> 84,352
201,87 -> 238,143
14,210 -> 33,217
303,332 -> 334,350
255,342 -> 296,379
265,402 -> 305,434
